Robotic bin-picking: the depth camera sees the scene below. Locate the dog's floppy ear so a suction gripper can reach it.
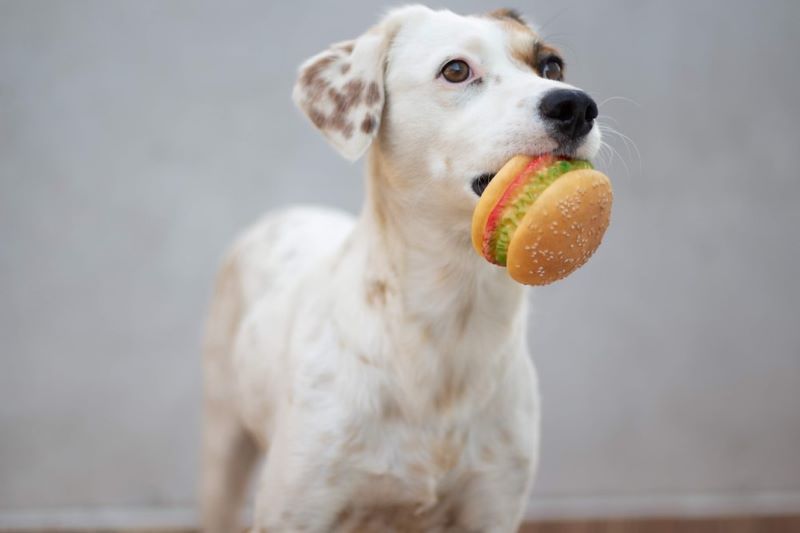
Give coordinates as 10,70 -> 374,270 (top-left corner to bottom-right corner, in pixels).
292,29 -> 389,161
293,7 -> 430,161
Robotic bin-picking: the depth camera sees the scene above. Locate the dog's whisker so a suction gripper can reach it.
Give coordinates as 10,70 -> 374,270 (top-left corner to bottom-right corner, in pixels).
597,126 -> 629,175
598,95 -> 642,108
597,139 -> 615,170
599,121 -> 642,176
597,114 -> 622,128
596,140 -> 616,171
597,121 -> 634,179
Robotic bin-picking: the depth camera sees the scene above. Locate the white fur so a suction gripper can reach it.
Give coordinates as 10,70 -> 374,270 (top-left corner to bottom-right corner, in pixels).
202,5 -> 600,532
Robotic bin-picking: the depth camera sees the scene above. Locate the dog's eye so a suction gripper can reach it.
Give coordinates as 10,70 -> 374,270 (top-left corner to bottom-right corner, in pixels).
541,57 -> 563,80
441,60 -> 471,83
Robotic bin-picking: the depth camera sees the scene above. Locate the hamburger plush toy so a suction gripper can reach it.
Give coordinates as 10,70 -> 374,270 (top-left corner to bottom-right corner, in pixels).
471,155 -> 612,285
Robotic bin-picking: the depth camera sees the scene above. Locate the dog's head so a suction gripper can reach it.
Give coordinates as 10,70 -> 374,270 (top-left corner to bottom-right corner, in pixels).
293,5 -> 601,214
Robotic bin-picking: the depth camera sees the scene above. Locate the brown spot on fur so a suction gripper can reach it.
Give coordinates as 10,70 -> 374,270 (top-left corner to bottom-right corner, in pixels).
332,505 -> 354,528
365,81 -> 380,106
366,279 -> 389,307
300,54 -> 338,87
323,78 -> 364,138
297,49 -> 372,138
480,445 -> 495,462
454,299 -> 473,333
432,437 -> 461,472
308,106 -> 327,129
337,42 -> 355,54
361,113 -> 375,134
380,395 -> 402,420
444,505 -> 460,527
434,373 -> 467,412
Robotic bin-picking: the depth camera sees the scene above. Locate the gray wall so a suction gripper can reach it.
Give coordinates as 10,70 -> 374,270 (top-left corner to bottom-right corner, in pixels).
1,0 -> 799,527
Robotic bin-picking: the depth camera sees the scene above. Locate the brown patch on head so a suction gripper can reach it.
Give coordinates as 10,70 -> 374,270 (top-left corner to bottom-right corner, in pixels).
487,9 -> 566,79
366,279 -> 390,307
340,63 -> 351,74
488,8 -> 527,25
508,38 -> 566,78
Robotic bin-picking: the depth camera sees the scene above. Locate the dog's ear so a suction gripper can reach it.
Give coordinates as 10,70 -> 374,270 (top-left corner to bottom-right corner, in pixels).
293,7 -> 430,161
292,30 -> 388,161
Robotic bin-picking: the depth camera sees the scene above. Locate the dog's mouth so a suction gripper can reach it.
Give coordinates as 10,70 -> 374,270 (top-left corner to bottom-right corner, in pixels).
471,173 -> 495,197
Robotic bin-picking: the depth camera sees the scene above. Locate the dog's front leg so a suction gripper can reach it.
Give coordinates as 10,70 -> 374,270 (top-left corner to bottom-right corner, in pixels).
455,461 -> 537,533
250,419 -> 350,532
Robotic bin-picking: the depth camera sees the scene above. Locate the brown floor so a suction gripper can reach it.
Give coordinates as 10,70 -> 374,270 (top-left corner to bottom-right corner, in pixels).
521,515 -> 800,533
4,516 -> 800,532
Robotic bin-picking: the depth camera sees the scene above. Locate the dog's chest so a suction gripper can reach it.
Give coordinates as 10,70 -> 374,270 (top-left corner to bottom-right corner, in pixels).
325,416 -> 483,528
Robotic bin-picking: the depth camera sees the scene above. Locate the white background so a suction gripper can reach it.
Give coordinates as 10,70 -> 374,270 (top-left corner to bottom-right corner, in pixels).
1,0 -> 799,527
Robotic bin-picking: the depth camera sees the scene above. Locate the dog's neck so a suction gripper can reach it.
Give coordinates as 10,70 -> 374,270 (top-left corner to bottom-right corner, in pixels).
348,143 -> 528,416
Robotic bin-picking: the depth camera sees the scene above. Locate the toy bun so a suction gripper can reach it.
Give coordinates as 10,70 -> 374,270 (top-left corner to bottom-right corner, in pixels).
506,169 -> 612,285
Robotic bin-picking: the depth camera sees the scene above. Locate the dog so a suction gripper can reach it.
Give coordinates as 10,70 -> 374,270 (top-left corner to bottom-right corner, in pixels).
201,5 -> 601,532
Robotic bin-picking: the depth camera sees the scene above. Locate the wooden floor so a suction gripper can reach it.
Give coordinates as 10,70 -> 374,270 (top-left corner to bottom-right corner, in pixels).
4,516 -> 800,532
519,516 -> 800,532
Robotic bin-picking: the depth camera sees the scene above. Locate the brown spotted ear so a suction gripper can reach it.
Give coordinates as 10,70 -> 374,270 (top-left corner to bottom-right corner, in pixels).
293,30 -> 388,161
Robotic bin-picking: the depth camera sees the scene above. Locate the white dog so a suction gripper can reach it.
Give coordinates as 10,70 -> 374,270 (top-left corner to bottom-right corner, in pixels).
202,5 -> 601,532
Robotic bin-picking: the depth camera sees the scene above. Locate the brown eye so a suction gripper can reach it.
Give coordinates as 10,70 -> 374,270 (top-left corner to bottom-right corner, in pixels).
441,59 -> 471,83
541,58 -> 563,80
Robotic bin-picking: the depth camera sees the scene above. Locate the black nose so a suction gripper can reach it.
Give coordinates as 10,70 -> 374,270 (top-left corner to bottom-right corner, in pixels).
539,89 -> 598,142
